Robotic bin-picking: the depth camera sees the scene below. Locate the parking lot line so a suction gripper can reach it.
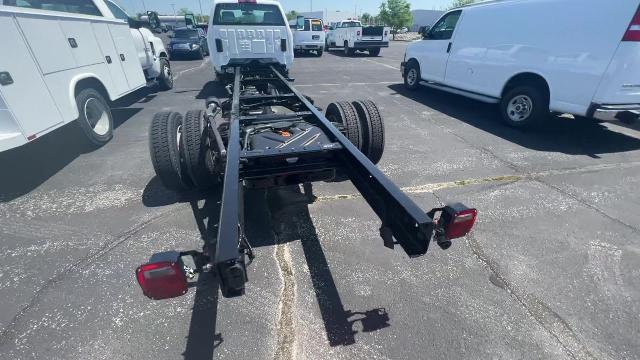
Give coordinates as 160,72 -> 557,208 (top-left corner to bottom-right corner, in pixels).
361,58 -> 401,71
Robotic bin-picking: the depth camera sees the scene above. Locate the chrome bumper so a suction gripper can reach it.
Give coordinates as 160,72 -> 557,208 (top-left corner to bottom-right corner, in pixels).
592,104 -> 640,123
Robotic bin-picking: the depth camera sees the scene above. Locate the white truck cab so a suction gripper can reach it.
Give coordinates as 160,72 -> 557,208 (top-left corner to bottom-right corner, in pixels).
402,0 -> 640,127
326,19 -> 390,56
290,16 -> 325,57
0,0 -> 173,151
207,0 -> 293,80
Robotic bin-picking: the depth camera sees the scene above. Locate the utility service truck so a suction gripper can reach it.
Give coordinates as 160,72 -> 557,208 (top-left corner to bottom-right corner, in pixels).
0,0 -> 173,152
137,0 -> 477,301
326,19 -> 390,56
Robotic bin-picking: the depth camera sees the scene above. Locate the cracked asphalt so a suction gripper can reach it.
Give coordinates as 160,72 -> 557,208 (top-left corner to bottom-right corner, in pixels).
1,42 -> 639,360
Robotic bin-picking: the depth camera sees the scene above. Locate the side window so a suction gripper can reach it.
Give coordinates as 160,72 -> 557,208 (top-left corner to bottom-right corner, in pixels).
303,19 -> 310,31
429,10 -> 461,40
104,0 -> 128,21
3,0 -> 103,16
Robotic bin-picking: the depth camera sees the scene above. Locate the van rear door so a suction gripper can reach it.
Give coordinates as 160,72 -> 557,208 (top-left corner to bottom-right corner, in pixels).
593,4 -> 640,106
294,18 -> 324,49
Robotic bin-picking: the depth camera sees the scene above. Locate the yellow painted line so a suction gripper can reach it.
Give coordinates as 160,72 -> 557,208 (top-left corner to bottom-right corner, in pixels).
316,174 -> 522,202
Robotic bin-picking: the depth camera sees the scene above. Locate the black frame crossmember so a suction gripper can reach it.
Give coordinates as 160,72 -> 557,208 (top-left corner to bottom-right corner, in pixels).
214,66 -> 435,297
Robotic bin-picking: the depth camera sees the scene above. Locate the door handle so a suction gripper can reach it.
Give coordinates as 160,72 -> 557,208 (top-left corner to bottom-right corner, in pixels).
120,54 -> 126,61
68,38 -> 78,48
447,42 -> 452,53
0,72 -> 13,86
106,56 -> 112,64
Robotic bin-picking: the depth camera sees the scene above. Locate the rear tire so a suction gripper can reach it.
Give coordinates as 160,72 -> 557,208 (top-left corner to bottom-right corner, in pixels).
316,49 -> 323,57
74,87 -> 113,147
403,61 -> 421,90
196,48 -> 204,60
344,42 -> 355,56
182,109 -> 219,190
149,111 -> 190,191
369,48 -> 381,57
326,101 -> 363,151
352,100 -> 385,164
500,85 -> 549,128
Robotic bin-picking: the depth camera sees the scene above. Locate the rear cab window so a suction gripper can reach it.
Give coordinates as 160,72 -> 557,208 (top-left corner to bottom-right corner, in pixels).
303,19 -> 322,31
2,0 -> 103,16
212,3 -> 286,26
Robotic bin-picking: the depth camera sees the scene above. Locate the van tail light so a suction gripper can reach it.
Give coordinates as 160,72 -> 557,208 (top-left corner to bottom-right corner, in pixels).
429,203 -> 478,250
623,7 -> 640,41
136,261 -> 188,300
384,31 -> 388,37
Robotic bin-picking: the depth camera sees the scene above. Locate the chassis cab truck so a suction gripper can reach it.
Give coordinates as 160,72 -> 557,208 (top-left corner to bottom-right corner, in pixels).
141,0 -> 477,300
0,0 -> 173,151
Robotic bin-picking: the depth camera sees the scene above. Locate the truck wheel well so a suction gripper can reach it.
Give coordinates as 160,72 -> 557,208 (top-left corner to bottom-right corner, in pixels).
502,73 -> 549,101
159,52 -> 168,59
75,77 -> 110,104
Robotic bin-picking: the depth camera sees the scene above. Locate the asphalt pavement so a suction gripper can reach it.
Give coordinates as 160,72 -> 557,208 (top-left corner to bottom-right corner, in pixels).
0,42 -> 639,360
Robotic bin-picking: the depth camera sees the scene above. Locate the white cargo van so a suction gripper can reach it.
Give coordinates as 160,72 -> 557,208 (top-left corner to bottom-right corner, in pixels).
207,0 -> 293,80
0,0 -> 173,152
290,16 -> 325,57
402,0 -> 640,127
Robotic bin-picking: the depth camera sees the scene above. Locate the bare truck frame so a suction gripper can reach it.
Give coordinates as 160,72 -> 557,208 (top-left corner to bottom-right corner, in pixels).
136,65 -> 477,300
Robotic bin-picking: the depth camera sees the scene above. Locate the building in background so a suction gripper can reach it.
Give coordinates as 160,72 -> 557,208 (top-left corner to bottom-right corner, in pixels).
410,10 -> 444,31
298,10 -> 354,25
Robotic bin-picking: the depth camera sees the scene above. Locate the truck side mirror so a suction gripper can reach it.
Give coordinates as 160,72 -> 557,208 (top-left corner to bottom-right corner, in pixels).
147,11 -> 160,29
420,26 -> 431,39
185,13 -> 196,27
296,15 -> 305,30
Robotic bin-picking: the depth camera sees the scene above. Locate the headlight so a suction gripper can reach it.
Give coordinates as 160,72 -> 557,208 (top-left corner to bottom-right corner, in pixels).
191,44 -> 200,50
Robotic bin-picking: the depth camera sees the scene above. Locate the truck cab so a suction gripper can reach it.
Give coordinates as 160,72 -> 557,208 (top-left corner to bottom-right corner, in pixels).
207,0 -> 293,79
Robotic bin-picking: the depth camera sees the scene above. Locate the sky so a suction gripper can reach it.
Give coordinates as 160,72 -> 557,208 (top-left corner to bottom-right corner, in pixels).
117,0 -> 454,17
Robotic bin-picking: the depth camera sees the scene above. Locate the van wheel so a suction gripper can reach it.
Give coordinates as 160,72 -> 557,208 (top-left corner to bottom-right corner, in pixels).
149,111 -> 191,191
316,49 -> 323,57
404,61 -> 421,90
196,48 -> 204,60
369,48 -> 381,57
344,42 -> 355,56
157,58 -> 173,91
74,88 -> 113,147
500,85 -> 549,128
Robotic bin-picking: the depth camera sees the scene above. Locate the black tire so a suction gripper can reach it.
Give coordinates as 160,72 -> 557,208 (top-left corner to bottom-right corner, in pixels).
316,49 -> 323,57
344,42 -> 355,56
149,111 -> 190,191
195,48 -> 204,60
369,48 -> 381,57
182,109 -> 219,190
326,101 -> 363,151
352,100 -> 385,164
500,85 -> 549,128
404,60 -> 421,90
74,87 -> 113,147
157,58 -> 173,91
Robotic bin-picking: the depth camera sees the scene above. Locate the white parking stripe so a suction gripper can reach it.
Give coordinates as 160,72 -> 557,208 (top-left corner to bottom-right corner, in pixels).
362,58 -> 401,70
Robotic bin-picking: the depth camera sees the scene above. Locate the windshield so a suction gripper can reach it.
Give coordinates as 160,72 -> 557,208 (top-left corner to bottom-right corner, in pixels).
304,19 -> 322,31
174,29 -> 198,39
212,3 -> 286,26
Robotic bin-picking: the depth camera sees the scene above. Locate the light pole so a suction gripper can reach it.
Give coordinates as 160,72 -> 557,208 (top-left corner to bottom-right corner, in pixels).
140,0 -> 147,13
198,0 -> 203,23
170,3 -> 176,27
310,0 -> 312,12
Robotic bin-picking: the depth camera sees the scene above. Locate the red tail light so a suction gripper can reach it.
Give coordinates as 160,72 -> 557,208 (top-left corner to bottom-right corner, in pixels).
384,31 -> 388,37
623,7 -> 640,41
136,261 -> 188,300
439,204 -> 478,240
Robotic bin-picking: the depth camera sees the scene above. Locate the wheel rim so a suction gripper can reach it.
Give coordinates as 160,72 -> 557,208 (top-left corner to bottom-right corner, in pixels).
507,95 -> 533,122
84,98 -> 110,136
163,64 -> 173,85
406,68 -> 417,86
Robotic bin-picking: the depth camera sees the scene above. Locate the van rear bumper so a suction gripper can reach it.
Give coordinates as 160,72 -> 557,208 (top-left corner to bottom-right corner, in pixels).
589,103 -> 640,123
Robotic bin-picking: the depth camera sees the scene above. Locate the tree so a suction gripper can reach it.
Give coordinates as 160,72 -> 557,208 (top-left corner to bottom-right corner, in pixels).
378,0 -> 412,40
286,10 -> 299,21
450,0 -> 476,9
177,8 -> 190,15
360,13 -> 371,25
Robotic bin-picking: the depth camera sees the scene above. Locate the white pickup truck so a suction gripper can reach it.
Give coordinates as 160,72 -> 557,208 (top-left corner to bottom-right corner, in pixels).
326,19 -> 390,56
0,0 -> 173,151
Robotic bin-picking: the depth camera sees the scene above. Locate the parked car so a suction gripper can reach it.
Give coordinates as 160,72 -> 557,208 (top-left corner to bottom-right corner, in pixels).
169,27 -> 209,59
290,16 -> 325,57
326,19 -> 390,56
402,0 -> 640,127
207,0 -> 293,81
0,0 -> 173,151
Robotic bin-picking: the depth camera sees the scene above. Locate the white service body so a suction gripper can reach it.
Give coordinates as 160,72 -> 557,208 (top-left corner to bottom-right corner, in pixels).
207,0 -> 294,76
0,0 -> 169,152
403,0 -> 640,121
326,20 -> 390,52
